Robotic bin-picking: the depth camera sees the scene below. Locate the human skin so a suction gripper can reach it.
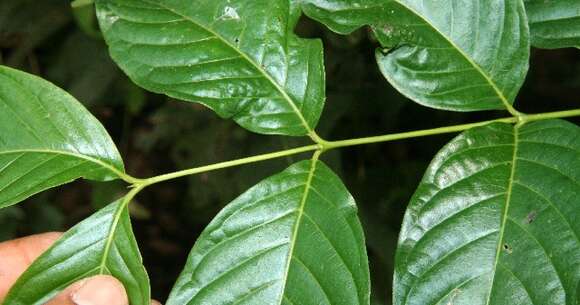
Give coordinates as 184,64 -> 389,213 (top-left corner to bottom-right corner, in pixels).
0,232 -> 160,305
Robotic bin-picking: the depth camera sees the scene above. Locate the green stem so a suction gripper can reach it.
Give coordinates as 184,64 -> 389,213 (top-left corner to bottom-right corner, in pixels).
322,108 -> 580,150
519,108 -> 580,123
140,144 -> 321,186
320,117 -> 516,150
134,108 -> 580,187
505,103 -> 523,118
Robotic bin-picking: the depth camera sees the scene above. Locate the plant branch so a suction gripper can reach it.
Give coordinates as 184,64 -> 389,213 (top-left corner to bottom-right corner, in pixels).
139,144 -> 322,186
133,108 -> 580,188
321,108 -> 580,150
321,109 -> 580,150
319,116 -> 516,150
519,108 -> 580,123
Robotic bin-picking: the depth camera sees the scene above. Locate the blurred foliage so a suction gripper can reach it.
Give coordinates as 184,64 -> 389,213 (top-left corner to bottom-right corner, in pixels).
1,1 -> 579,303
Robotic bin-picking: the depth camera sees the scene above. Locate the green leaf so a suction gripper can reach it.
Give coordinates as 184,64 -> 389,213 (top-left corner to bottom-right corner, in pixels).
300,0 -> 530,113
524,0 -> 580,49
3,197 -> 150,305
395,120 -> 580,305
95,0 -> 325,137
71,0 -> 102,39
0,65 -> 126,209
166,159 -> 370,305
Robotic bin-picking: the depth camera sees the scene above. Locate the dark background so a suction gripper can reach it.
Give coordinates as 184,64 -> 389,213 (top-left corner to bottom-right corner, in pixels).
1,1 -> 579,304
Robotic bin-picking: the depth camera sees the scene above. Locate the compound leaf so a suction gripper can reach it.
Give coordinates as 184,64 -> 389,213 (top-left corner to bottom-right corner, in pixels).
301,0 -> 530,112
167,160 -> 370,305
524,0 -> 580,49
96,0 -> 325,137
3,197 -> 150,305
395,120 -> 580,305
0,65 -> 126,209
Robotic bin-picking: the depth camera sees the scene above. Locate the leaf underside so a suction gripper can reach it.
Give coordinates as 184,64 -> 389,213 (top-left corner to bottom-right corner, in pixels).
0,65 -> 125,209
395,120 -> 580,305
524,0 -> 580,49
167,160 -> 370,305
96,0 -> 325,136
300,0 -> 530,112
3,199 -> 150,305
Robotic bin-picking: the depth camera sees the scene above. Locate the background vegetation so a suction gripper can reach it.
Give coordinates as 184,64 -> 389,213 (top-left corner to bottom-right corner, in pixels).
1,1 -> 578,303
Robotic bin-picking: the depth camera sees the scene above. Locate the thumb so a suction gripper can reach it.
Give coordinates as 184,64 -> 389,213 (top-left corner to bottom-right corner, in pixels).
46,275 -> 128,305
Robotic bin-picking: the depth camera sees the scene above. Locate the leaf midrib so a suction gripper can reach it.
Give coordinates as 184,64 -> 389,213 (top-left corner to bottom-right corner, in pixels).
277,157 -> 318,304
0,149 -> 125,180
484,124 -> 520,305
390,0 -> 516,111
99,199 -> 129,274
138,0 -> 314,135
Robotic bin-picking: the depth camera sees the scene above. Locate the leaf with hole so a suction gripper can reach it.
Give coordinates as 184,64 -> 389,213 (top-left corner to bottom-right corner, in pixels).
96,0 -> 325,137
524,0 -> 580,49
300,0 -> 530,113
0,65 -> 126,209
166,159 -> 370,305
3,197 -> 150,305
395,120 -> 580,305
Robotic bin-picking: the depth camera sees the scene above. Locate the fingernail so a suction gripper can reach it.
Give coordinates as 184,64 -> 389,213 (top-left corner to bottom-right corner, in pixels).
70,275 -> 128,305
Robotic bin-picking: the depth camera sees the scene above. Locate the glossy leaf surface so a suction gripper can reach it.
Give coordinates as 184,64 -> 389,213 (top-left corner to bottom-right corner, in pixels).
0,65 -> 125,209
395,120 -> 580,305
167,160 -> 369,305
96,0 -> 325,136
524,0 -> 580,49
4,198 -> 150,305
300,0 -> 529,112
